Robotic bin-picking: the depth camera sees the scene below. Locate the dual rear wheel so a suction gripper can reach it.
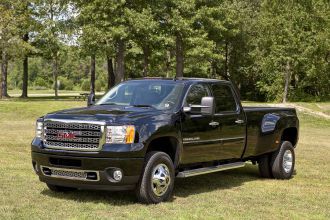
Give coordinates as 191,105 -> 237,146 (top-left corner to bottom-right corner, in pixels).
258,141 -> 295,179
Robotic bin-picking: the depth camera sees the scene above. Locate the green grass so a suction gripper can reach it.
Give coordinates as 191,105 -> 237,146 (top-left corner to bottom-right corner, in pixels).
7,89 -> 105,98
0,99 -> 329,219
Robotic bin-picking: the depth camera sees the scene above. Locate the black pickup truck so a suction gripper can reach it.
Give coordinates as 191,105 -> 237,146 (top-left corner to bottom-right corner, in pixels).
31,78 -> 299,203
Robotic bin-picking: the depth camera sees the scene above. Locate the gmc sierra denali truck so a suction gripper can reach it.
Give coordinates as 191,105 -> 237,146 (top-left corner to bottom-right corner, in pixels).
31,78 -> 299,204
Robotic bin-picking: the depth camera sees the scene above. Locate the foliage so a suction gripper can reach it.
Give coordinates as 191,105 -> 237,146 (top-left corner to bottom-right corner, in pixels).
1,0 -> 330,101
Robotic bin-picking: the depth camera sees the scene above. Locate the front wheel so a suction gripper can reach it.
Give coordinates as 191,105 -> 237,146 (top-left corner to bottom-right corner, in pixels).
271,141 -> 295,179
135,151 -> 175,204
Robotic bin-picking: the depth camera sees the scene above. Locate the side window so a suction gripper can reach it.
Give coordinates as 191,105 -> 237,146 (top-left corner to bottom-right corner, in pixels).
211,84 -> 238,113
186,84 -> 209,106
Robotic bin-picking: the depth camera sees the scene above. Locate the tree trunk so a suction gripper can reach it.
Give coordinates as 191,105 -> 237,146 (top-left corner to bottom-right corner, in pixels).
90,54 -> 96,94
164,50 -> 171,78
21,33 -> 29,98
21,56 -> 28,98
224,41 -> 230,78
283,60 -> 291,103
1,51 -> 9,98
107,56 -> 115,89
52,57 -> 58,97
115,40 -> 125,84
143,46 -> 150,77
175,34 -> 184,77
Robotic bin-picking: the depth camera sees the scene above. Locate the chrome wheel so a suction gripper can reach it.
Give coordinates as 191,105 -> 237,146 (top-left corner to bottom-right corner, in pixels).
283,150 -> 293,173
151,163 -> 171,196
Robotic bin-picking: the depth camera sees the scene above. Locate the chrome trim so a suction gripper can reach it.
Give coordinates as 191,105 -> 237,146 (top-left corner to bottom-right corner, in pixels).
235,119 -> 245,124
176,162 -> 245,178
44,118 -> 106,125
99,126 -> 106,149
40,166 -> 100,181
283,150 -> 293,173
183,136 -> 245,144
209,121 -> 220,127
151,163 -> 171,196
43,141 -> 101,151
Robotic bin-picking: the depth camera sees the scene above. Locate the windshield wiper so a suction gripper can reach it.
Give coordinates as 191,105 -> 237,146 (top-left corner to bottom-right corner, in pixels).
99,102 -> 118,106
132,104 -> 154,108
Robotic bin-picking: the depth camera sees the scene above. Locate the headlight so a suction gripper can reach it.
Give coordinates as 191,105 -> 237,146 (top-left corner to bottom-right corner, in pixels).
35,121 -> 43,138
106,125 -> 135,144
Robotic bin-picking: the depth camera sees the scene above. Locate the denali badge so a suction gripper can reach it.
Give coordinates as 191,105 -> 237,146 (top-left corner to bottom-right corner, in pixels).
57,131 -> 81,139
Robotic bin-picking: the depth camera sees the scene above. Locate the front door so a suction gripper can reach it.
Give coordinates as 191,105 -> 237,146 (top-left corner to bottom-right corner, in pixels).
181,83 -> 223,164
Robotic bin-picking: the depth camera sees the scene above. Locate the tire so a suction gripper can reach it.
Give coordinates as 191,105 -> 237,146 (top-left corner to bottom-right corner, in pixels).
46,184 -> 76,192
270,141 -> 295,179
258,155 -> 273,178
136,151 -> 175,204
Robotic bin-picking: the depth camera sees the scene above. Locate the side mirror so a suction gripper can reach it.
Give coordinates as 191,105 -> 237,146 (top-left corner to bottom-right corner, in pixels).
183,96 -> 215,116
87,93 -> 95,106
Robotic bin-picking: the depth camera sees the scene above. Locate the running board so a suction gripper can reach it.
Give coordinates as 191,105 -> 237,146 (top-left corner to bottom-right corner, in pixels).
176,162 -> 245,178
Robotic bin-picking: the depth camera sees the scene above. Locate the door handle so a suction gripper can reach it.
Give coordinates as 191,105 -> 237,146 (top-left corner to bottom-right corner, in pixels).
235,119 -> 245,124
209,121 -> 220,127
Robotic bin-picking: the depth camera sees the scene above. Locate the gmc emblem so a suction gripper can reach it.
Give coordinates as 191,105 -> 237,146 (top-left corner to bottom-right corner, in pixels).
57,131 -> 80,139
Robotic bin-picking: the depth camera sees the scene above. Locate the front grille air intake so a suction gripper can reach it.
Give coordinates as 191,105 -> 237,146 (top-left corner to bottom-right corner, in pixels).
43,120 -> 105,151
41,166 -> 99,181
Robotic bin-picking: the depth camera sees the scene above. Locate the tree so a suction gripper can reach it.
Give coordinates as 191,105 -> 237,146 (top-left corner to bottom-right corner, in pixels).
250,1 -> 324,102
0,0 -> 33,98
125,4 -> 161,77
33,0 -> 74,97
17,1 -> 37,98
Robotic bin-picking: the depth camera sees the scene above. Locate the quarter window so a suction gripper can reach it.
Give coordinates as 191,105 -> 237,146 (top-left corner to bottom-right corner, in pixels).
211,84 -> 237,113
186,84 -> 209,106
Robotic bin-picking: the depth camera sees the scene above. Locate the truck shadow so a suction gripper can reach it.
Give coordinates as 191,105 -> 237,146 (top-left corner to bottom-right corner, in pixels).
40,164 -> 263,205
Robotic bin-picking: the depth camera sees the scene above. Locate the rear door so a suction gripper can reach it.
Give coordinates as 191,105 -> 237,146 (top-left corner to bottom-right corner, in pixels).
210,83 -> 246,160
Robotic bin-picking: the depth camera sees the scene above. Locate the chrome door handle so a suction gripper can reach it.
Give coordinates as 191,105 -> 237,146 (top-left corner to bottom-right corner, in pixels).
235,119 -> 245,124
209,121 -> 220,127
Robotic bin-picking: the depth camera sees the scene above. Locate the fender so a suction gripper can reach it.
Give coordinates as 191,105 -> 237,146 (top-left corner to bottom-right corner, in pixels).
139,113 -> 183,168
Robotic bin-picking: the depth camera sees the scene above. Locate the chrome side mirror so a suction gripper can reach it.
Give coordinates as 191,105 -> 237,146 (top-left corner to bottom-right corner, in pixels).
183,96 -> 215,116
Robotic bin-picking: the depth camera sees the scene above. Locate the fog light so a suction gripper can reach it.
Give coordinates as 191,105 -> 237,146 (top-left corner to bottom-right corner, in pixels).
113,170 -> 123,181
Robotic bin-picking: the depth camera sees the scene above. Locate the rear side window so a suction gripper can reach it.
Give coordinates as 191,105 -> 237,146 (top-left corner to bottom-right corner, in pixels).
186,84 -> 209,106
211,84 -> 237,113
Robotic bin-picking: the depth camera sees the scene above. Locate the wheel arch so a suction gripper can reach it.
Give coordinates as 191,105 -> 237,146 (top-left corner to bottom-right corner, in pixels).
281,127 -> 298,147
145,136 -> 181,168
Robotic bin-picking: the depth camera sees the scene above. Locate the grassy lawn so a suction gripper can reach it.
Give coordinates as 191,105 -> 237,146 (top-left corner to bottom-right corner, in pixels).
7,89 -> 105,98
0,99 -> 329,219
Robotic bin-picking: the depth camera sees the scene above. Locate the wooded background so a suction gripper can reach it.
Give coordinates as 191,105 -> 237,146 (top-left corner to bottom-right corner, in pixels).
0,0 -> 329,102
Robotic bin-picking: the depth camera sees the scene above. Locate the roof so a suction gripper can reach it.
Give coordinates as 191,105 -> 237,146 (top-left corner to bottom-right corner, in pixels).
127,77 -> 228,83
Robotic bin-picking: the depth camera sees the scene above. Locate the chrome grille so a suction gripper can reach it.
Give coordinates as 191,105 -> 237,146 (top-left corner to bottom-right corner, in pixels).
41,166 -> 99,181
45,135 -> 100,143
44,141 -> 99,150
52,169 -> 87,179
45,122 -> 101,130
43,120 -> 104,151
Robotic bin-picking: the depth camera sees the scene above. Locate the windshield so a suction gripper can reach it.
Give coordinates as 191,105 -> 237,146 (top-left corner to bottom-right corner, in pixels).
96,81 -> 184,110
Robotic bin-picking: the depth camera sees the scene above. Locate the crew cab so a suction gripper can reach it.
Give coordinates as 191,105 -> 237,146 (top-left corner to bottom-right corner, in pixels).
31,78 -> 299,203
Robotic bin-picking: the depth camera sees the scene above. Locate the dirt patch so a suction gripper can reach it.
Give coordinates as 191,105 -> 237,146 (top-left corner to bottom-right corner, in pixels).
267,103 -> 330,120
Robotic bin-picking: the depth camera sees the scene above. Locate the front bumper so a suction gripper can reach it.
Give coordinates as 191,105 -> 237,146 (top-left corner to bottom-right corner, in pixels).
31,151 -> 144,191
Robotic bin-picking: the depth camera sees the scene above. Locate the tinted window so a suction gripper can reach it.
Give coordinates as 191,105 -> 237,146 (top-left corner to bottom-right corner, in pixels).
186,84 -> 209,106
211,84 -> 237,113
96,81 -> 184,110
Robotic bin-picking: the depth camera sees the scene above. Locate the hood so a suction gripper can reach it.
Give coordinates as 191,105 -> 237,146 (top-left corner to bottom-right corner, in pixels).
44,105 -> 163,124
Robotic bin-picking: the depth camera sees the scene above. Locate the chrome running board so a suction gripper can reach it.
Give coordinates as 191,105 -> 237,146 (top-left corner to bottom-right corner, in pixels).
176,162 -> 245,178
